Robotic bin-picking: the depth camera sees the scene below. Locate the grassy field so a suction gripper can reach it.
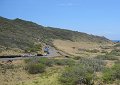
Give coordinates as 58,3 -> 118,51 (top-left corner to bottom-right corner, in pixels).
0,56 -> 120,85
0,42 -> 120,85
0,49 -> 23,56
53,39 -> 113,57
19,66 -> 62,85
0,59 -> 63,85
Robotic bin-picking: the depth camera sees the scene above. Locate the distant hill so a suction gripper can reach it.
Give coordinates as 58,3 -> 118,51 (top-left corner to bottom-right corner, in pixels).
0,16 -> 112,53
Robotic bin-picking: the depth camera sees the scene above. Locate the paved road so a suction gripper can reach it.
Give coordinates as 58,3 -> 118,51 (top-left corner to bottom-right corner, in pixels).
0,46 -> 62,61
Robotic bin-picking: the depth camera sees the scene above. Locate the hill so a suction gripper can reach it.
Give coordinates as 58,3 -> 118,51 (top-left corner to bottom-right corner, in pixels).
0,16 -> 112,54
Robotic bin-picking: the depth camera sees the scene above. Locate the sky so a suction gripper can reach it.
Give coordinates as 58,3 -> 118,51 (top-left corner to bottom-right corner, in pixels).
0,0 -> 120,40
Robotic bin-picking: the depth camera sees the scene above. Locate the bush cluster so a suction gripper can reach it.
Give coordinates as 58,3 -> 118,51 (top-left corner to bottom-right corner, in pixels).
115,60 -> 120,64
95,54 -> 118,60
109,49 -> 120,56
38,57 -> 54,67
24,58 -> 75,74
86,49 -> 100,53
25,44 -> 42,53
78,58 -> 106,72
26,63 -> 45,74
25,58 -> 48,74
102,63 -> 120,83
114,43 -> 120,47
73,56 -> 82,60
60,64 -> 94,85
101,50 -> 108,53
54,59 -> 75,66
60,58 -> 106,85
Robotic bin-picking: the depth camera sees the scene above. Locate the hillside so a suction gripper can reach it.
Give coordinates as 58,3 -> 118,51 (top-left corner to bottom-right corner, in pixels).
0,16 -> 112,54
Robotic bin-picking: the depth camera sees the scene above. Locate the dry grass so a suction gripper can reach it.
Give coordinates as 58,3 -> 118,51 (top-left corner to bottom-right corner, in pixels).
20,66 -> 62,85
53,39 -> 112,57
0,60 -> 63,85
105,60 -> 115,68
0,39 -> 116,85
0,49 -> 23,56
0,60 -> 40,85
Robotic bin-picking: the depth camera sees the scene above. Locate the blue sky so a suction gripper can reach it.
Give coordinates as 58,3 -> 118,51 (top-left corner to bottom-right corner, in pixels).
0,0 -> 120,40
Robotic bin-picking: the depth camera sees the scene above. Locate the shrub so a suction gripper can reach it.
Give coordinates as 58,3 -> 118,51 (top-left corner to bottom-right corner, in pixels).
112,64 -> 120,79
54,59 -> 75,66
59,58 -> 106,85
89,49 -> 100,53
24,58 -> 39,64
95,54 -> 118,60
26,63 -> 45,74
85,49 -> 99,53
59,64 -> 94,85
101,50 -> 108,53
102,68 -> 115,83
114,43 -> 120,47
38,57 -> 54,67
25,44 -> 42,53
78,58 -> 106,72
73,56 -> 82,60
25,57 -> 54,67
24,58 -> 32,63
102,63 -> 120,83
45,59 -> 54,67
109,49 -> 120,56
115,60 -> 120,64
38,57 -> 48,64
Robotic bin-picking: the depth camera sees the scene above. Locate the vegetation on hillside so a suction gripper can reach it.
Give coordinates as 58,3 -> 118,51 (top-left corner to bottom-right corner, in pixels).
60,58 -> 106,85
0,16 -> 118,85
0,16 -> 111,53
102,63 -> 120,84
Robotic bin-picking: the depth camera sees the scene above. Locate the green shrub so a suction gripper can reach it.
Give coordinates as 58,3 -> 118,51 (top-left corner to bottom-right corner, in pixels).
85,49 -> 99,53
25,44 -> 42,53
112,64 -> 120,79
73,56 -> 82,60
109,49 -> 120,56
114,43 -> 120,47
59,64 -> 94,85
101,50 -> 108,53
24,58 -> 76,74
102,63 -> 120,83
45,59 -> 54,67
59,58 -> 106,85
25,57 -> 54,67
24,58 -> 33,63
38,57 -> 48,64
54,59 -> 75,66
89,49 -> 100,53
115,60 -> 120,64
102,68 -> 115,83
78,58 -> 106,72
95,54 -> 118,60
26,63 -> 45,74
38,57 -> 54,67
